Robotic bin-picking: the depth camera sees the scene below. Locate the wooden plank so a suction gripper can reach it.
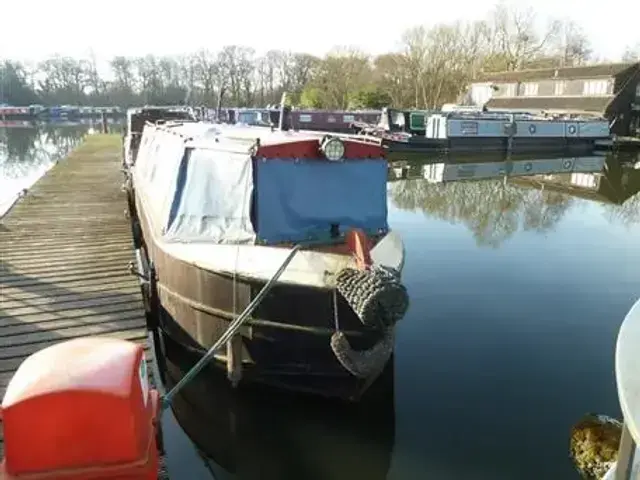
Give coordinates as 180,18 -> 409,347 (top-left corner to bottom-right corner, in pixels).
0,330 -> 148,373
2,270 -> 135,288
1,298 -> 144,327
1,287 -> 139,308
2,255 -> 134,275
0,292 -> 142,315
0,275 -> 137,295
0,310 -> 145,337
1,281 -> 140,301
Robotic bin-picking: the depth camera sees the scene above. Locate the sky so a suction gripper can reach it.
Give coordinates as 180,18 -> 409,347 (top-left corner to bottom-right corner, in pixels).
1,0 -> 638,69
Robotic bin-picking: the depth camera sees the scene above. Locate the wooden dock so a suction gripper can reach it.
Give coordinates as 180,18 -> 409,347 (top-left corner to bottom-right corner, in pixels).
0,134 -> 148,457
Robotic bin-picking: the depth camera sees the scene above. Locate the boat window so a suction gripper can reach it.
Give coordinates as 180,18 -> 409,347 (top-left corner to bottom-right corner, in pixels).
343,115 -> 355,123
299,114 -> 312,122
238,111 -> 258,124
391,111 -> 405,129
409,112 -> 426,130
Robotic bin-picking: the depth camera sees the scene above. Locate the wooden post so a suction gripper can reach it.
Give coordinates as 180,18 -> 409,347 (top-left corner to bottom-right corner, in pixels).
101,111 -> 108,133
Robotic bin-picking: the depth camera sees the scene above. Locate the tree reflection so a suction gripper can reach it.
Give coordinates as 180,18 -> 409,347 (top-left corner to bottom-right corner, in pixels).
389,178 -> 573,247
600,154 -> 640,228
0,124 -> 87,180
390,152 -> 640,244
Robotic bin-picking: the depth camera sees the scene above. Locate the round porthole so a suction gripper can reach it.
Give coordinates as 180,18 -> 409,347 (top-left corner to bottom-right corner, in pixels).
529,124 -> 537,134
525,162 -> 533,172
568,125 -> 577,135
563,160 -> 573,169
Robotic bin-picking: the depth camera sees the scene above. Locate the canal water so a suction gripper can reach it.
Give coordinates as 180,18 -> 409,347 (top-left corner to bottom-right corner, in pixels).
2,124 -> 640,480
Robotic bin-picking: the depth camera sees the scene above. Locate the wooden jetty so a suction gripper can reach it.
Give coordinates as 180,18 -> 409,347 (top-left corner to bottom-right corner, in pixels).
0,134 -> 149,457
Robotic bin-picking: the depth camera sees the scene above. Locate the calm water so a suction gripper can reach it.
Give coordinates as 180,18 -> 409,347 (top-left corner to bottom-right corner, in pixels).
3,126 -> 640,479
0,121 -> 124,213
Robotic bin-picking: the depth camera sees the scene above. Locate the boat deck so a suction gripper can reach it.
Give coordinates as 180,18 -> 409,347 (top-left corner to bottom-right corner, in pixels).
0,135 -> 150,459
609,298 -> 640,478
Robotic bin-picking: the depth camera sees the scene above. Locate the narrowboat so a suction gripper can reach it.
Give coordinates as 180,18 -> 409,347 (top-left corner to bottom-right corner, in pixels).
122,106 -> 197,167
222,107 -> 381,134
0,106 -> 33,120
123,119 -> 409,401
358,107 -> 612,154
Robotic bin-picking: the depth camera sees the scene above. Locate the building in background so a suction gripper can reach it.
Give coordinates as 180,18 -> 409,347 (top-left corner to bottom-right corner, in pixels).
464,62 -> 640,137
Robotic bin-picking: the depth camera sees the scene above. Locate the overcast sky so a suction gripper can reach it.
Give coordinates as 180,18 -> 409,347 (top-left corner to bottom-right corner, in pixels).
2,0 -> 637,67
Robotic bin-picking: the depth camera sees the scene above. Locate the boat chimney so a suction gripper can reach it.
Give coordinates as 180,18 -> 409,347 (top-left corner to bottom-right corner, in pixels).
278,92 -> 291,131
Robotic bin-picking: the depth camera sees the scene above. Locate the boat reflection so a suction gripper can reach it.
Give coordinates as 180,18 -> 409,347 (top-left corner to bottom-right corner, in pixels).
159,330 -> 396,480
388,152 -> 640,206
388,152 -> 640,247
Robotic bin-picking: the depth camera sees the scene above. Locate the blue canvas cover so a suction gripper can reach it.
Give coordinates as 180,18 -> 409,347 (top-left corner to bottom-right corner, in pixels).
253,158 -> 388,244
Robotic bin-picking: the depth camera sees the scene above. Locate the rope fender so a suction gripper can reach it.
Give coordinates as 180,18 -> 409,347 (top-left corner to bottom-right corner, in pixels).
330,329 -> 395,379
336,265 -> 409,329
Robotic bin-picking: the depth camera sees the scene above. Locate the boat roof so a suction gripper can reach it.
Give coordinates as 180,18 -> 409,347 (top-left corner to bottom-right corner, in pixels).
154,121 -> 382,151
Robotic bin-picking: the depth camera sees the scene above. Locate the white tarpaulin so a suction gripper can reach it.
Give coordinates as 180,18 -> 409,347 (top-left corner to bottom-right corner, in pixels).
163,147 -> 256,244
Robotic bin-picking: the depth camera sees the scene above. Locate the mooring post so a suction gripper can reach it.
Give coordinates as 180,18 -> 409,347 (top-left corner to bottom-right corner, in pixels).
101,111 -> 109,133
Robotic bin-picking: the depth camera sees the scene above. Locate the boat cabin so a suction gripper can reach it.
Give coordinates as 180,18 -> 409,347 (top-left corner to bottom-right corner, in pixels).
123,107 -> 197,166
132,123 -> 389,247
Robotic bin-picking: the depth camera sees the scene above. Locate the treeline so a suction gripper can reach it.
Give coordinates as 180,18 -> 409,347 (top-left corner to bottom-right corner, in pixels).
2,3 -> 639,110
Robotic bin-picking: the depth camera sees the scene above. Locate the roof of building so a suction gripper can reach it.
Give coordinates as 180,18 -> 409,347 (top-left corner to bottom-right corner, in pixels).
476,62 -> 639,83
486,95 -> 615,113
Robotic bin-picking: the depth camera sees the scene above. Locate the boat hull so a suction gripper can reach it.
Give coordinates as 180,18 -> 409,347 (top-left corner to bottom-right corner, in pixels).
385,136 -> 601,154
130,187 -> 395,401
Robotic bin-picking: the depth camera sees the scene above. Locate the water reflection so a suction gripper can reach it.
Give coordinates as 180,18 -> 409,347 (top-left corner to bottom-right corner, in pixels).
388,152 -> 640,247
0,121 -> 123,213
160,331 -> 395,480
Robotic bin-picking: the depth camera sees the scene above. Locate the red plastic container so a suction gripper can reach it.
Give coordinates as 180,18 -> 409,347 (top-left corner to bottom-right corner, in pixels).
0,337 -> 159,479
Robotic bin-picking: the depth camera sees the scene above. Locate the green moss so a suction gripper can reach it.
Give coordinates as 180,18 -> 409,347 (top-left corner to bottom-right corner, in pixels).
570,414 -> 622,479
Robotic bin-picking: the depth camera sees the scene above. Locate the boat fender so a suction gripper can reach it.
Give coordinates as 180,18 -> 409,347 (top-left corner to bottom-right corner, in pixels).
336,265 -> 409,329
330,329 -> 395,379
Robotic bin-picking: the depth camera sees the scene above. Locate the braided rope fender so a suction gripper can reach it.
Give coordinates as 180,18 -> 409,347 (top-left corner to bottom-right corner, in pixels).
330,329 -> 395,379
336,265 -> 409,329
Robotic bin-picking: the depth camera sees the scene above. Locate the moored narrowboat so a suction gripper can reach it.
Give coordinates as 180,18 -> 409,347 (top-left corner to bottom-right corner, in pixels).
123,120 -> 409,401
358,107 -> 612,154
0,106 -> 33,120
122,106 -> 197,167
222,107 -> 381,134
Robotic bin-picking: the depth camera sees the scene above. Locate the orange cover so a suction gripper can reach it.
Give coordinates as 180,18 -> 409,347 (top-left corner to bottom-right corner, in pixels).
0,338 -> 159,479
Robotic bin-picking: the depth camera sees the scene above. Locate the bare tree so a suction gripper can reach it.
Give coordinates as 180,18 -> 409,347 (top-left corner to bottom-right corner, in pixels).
552,20 -> 592,66
622,43 -> 640,62
487,2 -> 560,70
